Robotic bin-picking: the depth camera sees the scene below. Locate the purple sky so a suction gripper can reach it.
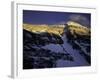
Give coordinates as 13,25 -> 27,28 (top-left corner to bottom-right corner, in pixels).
23,10 -> 91,27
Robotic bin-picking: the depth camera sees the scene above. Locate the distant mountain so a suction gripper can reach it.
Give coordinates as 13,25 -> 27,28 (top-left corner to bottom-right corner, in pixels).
23,21 -> 90,37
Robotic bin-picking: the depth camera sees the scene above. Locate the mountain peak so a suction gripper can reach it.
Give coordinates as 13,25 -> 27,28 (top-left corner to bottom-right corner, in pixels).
67,21 -> 83,27
66,21 -> 90,36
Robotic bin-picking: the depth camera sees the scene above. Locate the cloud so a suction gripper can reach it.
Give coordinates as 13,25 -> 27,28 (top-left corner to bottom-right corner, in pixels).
68,14 -> 90,27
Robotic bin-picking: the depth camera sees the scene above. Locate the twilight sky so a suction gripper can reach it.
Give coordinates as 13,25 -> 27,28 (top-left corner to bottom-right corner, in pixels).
23,10 -> 91,27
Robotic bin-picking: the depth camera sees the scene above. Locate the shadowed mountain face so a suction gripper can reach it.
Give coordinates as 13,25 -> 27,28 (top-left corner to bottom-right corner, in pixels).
23,21 -> 91,69
23,29 -> 74,69
65,21 -> 91,64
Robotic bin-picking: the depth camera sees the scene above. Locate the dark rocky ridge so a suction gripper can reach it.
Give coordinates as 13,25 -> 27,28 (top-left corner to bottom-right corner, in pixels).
23,29 -> 74,69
